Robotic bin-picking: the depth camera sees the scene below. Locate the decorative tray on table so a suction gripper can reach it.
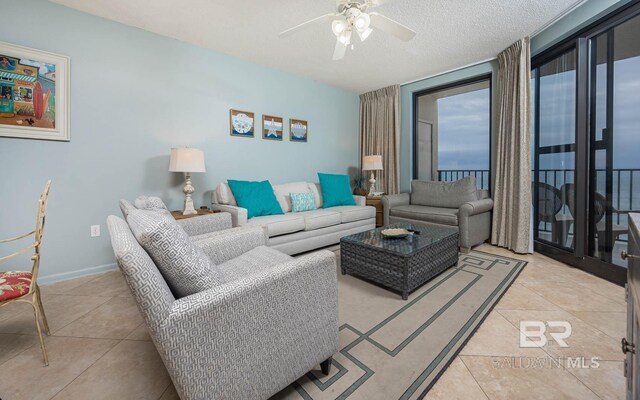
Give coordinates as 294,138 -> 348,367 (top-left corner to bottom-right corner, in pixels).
381,228 -> 410,239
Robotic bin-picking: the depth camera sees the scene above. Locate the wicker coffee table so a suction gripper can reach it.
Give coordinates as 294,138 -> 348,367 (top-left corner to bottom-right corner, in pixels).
340,222 -> 459,300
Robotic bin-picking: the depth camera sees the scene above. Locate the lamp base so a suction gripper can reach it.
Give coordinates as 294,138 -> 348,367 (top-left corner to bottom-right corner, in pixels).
182,173 -> 197,215
368,171 -> 376,197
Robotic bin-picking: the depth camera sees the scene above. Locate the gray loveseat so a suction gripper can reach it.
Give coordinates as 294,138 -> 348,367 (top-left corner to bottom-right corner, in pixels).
382,177 -> 493,253
108,197 -> 338,400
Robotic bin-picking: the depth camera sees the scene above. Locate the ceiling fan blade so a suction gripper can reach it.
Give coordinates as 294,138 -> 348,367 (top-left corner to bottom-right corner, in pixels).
369,12 -> 416,41
365,0 -> 397,7
279,13 -> 336,38
333,39 -> 347,60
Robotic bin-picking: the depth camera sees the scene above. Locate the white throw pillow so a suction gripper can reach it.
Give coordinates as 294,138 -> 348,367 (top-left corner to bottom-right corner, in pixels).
215,182 -> 237,206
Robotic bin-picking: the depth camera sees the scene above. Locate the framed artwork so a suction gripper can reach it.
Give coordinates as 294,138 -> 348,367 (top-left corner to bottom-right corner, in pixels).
229,109 -> 255,138
262,114 -> 283,141
290,118 -> 308,142
0,41 -> 70,141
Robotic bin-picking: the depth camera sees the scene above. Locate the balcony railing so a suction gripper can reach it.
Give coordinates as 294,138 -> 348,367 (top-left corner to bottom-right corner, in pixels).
438,168 -> 640,226
437,170 -> 490,190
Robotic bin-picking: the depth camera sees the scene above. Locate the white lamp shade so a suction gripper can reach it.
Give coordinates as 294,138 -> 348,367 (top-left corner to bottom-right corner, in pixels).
362,155 -> 383,171
169,148 -> 206,173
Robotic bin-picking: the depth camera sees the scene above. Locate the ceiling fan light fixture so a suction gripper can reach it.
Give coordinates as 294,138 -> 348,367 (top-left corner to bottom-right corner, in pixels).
338,29 -> 352,45
331,19 -> 347,36
357,27 -> 372,42
354,12 -> 371,32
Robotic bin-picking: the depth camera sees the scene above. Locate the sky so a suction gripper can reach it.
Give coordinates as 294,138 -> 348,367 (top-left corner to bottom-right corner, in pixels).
436,88 -> 490,171
432,55 -> 640,172
535,56 -> 640,170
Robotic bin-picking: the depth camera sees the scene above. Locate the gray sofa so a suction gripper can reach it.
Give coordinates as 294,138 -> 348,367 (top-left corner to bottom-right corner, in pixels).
211,181 -> 376,255
382,177 -> 493,253
108,197 -> 339,400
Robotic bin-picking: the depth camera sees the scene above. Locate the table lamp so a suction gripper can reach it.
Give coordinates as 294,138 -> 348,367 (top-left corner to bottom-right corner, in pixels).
169,148 -> 206,215
362,155 -> 383,196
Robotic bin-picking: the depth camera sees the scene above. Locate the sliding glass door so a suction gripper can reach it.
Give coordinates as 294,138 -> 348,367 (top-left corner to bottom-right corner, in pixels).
532,49 -> 577,251
588,13 -> 640,267
531,3 -> 640,284
413,76 -> 491,190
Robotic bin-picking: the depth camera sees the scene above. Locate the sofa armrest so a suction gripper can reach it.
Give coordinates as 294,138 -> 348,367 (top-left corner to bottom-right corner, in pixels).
176,212 -> 232,237
353,195 -> 366,206
163,250 -> 339,399
459,198 -> 494,218
458,198 -> 493,251
381,193 -> 411,225
194,226 -> 267,265
211,204 -> 248,226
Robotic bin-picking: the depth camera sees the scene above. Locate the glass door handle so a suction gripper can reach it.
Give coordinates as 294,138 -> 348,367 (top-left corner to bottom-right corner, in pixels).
621,250 -> 640,260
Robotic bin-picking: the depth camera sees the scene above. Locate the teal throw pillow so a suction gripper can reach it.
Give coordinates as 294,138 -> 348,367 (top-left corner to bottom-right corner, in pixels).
227,180 -> 284,219
290,192 -> 316,212
318,173 -> 356,208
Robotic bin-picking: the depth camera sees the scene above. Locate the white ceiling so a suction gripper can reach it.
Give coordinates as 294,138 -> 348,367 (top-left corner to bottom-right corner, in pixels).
49,0 -> 583,93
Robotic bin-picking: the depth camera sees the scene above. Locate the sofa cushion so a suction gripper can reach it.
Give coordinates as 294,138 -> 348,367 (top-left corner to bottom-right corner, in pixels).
318,173 -> 356,208
390,204 -> 459,226
247,213 -> 305,237
127,209 -> 223,298
227,180 -> 284,219
328,205 -> 376,223
217,246 -> 293,282
215,182 -> 237,206
411,177 -> 478,208
272,182 -> 312,213
297,209 -> 342,231
308,183 -> 323,208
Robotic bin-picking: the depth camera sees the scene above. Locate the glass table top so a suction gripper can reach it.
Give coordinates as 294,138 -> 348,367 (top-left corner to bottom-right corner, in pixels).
340,222 -> 458,256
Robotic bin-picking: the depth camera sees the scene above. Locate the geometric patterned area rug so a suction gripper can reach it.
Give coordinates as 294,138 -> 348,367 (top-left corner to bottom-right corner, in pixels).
272,250 -> 526,400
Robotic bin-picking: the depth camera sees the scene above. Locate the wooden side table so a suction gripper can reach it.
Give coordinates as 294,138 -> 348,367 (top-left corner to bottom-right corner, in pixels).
171,208 -> 219,220
366,196 -> 384,227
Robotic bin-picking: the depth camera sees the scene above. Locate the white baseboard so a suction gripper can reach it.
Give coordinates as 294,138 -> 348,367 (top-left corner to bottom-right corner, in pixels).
39,263 -> 118,285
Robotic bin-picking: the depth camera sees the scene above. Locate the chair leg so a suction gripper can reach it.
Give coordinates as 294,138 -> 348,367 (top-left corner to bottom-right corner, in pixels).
35,286 -> 50,335
320,357 -> 332,376
29,301 -> 49,367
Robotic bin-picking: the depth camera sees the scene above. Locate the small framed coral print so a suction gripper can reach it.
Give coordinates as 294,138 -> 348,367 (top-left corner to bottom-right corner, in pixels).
290,118 -> 307,142
229,109 -> 254,138
262,114 -> 283,141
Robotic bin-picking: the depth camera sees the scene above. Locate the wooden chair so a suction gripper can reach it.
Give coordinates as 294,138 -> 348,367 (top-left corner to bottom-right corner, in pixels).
0,180 -> 51,366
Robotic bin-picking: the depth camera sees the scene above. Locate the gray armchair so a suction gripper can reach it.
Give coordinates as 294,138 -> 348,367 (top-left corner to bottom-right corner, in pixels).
382,177 -> 493,253
108,198 -> 339,400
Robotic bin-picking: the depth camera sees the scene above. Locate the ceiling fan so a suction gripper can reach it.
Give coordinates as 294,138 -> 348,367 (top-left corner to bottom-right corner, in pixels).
279,0 -> 416,60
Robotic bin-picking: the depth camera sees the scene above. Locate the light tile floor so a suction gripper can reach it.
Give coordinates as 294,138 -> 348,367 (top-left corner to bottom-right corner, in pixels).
0,245 -> 626,400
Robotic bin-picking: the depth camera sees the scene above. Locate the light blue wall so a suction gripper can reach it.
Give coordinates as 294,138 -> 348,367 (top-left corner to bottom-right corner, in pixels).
0,0 -> 359,282
398,0 -> 631,193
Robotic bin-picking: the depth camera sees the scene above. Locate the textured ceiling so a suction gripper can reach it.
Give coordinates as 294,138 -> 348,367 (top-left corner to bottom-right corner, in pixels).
49,0 -> 583,93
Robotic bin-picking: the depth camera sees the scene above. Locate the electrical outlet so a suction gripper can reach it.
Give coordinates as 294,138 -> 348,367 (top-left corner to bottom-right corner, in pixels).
90,225 -> 101,237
